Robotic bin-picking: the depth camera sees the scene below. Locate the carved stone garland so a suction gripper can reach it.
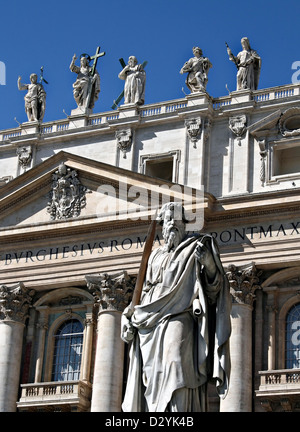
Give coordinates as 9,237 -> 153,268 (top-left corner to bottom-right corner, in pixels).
47,163 -> 89,220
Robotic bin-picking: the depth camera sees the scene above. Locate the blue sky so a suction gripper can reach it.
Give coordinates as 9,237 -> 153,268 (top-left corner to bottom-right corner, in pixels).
0,0 -> 300,130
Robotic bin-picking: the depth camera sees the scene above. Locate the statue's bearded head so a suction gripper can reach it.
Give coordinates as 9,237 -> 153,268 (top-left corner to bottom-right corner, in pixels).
157,202 -> 188,252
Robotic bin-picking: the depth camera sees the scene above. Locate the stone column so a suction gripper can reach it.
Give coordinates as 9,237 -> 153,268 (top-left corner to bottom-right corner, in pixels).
0,283 -> 35,412
220,263 -> 261,412
34,306 -> 49,383
85,271 -> 134,412
266,297 -> 277,370
80,310 -> 94,383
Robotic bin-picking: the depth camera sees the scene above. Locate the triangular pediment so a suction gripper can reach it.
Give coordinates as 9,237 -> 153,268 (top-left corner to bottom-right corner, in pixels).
248,109 -> 282,137
0,151 -> 203,232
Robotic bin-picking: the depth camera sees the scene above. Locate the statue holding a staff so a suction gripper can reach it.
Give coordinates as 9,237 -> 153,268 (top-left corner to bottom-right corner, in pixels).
226,37 -> 261,91
121,202 -> 231,412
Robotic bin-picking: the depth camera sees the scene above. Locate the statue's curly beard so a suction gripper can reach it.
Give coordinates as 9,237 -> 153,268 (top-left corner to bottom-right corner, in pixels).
163,224 -> 185,252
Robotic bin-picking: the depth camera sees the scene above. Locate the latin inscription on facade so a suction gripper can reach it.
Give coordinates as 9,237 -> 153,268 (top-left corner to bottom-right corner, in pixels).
1,220 -> 300,267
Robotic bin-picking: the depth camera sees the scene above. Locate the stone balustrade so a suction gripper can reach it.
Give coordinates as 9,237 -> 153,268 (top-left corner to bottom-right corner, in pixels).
17,380 -> 92,412
258,368 -> 300,389
256,369 -> 300,411
1,83 -> 299,143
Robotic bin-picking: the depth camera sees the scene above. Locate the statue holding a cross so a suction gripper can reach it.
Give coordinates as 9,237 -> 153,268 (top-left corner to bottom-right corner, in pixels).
118,56 -> 146,106
69,46 -> 105,114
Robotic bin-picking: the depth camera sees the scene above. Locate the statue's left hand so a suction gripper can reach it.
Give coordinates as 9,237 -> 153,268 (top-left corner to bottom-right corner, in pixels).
195,241 -> 217,280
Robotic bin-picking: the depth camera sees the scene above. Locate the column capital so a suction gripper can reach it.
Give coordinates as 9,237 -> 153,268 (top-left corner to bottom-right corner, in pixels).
226,263 -> 262,306
85,271 -> 135,313
0,283 -> 35,324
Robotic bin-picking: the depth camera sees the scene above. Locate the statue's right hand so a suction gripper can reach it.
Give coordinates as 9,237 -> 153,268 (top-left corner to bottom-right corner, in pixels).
121,316 -> 136,342
72,54 -> 77,61
122,321 -> 135,342
121,305 -> 135,343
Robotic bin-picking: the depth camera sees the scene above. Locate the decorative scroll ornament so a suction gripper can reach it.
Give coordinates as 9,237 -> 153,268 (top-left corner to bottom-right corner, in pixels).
185,118 -> 201,147
229,114 -> 247,144
47,163 -> 89,220
226,263 -> 262,306
0,283 -> 35,323
85,271 -> 135,312
115,128 -> 132,158
16,145 -> 32,169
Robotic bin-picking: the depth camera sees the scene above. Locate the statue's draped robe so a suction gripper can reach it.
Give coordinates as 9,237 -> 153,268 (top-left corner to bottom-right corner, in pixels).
122,234 -> 231,412
236,49 -> 261,90
119,65 -> 146,105
70,64 -> 100,109
180,57 -> 211,92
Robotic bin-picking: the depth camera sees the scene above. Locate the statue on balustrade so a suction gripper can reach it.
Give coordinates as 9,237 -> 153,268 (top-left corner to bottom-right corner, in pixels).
180,47 -> 212,93
118,56 -> 146,105
70,53 -> 101,112
121,202 -> 231,412
226,37 -> 261,91
17,73 -> 46,122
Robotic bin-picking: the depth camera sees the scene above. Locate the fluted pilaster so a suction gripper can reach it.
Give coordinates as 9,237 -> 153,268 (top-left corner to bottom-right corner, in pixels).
0,283 -> 35,412
220,263 -> 262,412
85,271 -> 134,412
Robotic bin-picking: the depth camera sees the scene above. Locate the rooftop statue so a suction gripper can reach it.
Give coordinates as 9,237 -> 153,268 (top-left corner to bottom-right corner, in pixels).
17,73 -> 46,122
226,37 -> 261,91
70,46 -> 105,113
180,47 -> 212,93
118,56 -> 146,105
121,202 -> 231,412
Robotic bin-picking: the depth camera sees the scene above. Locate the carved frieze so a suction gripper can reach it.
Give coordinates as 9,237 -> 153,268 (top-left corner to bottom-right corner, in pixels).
85,271 -> 135,312
0,283 -> 35,323
115,128 -> 132,158
47,163 -> 89,220
226,263 -> 262,306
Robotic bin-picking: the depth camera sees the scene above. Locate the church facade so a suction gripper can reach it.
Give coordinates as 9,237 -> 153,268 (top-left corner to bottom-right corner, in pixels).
1,60 -> 300,412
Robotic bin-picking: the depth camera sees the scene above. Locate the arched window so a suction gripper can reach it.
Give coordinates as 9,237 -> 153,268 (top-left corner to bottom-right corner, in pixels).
286,303 -> 300,369
51,319 -> 84,382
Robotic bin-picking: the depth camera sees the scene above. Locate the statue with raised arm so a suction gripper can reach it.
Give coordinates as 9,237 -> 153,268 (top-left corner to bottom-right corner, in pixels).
227,37 -> 261,91
118,56 -> 146,105
180,47 -> 212,93
70,53 -> 101,112
17,73 -> 46,122
121,202 -> 231,412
